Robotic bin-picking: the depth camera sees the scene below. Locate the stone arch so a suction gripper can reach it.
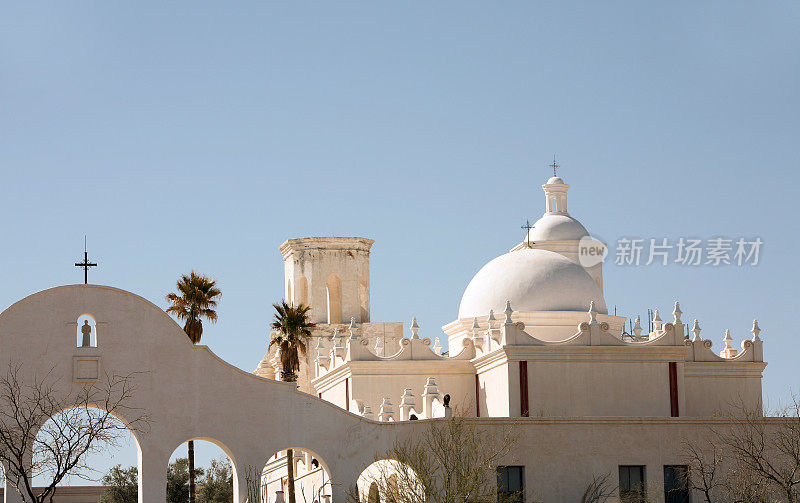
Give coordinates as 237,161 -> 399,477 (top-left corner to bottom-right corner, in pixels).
296,276 -> 309,307
355,459 -> 423,503
167,437 -> 240,503
326,274 -> 342,324
262,446 -> 332,503
76,313 -> 98,347
32,404 -> 142,494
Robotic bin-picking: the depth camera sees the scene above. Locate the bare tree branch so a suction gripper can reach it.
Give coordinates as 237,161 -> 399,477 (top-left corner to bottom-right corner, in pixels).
0,362 -> 149,503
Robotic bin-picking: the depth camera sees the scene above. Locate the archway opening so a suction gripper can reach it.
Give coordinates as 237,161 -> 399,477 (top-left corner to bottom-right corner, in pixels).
262,447 -> 332,503
356,459 -> 423,503
27,406 -> 140,499
167,439 -> 237,503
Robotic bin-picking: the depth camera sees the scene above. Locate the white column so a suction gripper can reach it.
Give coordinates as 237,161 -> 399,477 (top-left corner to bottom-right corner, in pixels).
3,473 -> 26,503
137,444 -> 169,503
231,453 -> 268,503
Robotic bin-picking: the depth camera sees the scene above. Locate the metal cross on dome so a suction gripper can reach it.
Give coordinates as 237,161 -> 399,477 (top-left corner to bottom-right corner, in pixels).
75,236 -> 98,285
550,155 -> 560,177
521,219 -> 534,248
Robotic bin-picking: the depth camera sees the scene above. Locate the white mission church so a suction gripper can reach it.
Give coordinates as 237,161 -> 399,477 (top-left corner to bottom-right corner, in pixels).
254,174 -> 766,502
0,174 -> 768,503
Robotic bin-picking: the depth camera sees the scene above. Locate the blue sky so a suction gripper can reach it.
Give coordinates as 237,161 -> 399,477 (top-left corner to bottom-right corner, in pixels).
2,0 -> 799,484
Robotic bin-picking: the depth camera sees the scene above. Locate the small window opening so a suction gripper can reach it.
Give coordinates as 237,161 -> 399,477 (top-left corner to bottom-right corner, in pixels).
497,465 -> 525,503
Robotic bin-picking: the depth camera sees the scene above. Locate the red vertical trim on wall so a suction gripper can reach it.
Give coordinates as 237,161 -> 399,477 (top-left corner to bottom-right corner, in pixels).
345,377 -> 350,412
668,362 -> 679,417
520,361 -> 530,417
475,374 -> 481,417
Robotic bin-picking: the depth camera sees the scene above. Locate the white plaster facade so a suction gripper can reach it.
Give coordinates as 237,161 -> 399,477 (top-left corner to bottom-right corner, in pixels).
0,174 -> 772,503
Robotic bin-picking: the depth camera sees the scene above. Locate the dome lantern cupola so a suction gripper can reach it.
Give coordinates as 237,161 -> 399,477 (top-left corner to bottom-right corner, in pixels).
520,173 -> 589,243
543,176 -> 569,215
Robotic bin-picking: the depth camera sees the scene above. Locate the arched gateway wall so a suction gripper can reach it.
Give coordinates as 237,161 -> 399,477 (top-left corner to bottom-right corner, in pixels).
0,285 -> 406,503
0,285 -> 763,503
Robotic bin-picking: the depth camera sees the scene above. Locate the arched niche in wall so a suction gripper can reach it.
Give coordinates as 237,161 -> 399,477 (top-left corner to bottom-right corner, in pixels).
326,274 -> 341,324
76,314 -> 98,348
359,276 -> 369,323
296,276 -> 309,307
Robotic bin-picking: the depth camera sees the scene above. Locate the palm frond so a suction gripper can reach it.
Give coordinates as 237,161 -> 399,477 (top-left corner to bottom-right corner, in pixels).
269,300 -> 315,381
165,271 -> 222,344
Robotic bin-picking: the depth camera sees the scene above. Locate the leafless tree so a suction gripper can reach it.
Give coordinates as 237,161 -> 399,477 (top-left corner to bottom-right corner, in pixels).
721,460 -> 775,503
713,397 -> 800,503
580,473 -> 615,503
347,413 -> 531,503
0,362 -> 148,503
682,436 -> 725,503
681,396 -> 800,502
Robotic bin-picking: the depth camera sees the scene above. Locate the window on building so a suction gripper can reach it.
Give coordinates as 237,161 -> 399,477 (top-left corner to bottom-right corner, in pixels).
619,465 -> 647,503
497,465 -> 525,503
663,465 -> 690,503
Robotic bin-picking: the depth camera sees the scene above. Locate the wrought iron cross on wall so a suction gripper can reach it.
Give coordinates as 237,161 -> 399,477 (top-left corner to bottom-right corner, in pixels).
75,236 -> 98,284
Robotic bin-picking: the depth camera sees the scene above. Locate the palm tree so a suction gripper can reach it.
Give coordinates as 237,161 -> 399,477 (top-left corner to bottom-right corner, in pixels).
166,271 -> 221,503
269,300 -> 314,503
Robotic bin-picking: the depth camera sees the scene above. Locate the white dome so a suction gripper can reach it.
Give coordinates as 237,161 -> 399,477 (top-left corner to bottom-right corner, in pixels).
527,214 -> 589,242
547,176 -> 565,184
458,248 -> 607,319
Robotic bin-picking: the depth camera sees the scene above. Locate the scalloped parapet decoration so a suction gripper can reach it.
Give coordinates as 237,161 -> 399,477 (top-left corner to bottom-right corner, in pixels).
685,335 -> 762,363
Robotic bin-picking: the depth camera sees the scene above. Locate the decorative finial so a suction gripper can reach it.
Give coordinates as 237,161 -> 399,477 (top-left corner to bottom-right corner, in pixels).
374,336 -> 384,355
723,329 -> 733,349
588,301 -> 597,324
362,405 -> 373,419
410,317 -> 420,339
504,300 -> 513,324
672,301 -> 682,323
720,329 -> 739,358
751,319 -> 761,341
348,317 -> 358,339
633,316 -> 642,337
691,319 -> 702,341
487,309 -> 496,327
432,337 -> 442,355
653,309 -> 662,331
332,327 -> 344,349
471,317 -> 484,347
